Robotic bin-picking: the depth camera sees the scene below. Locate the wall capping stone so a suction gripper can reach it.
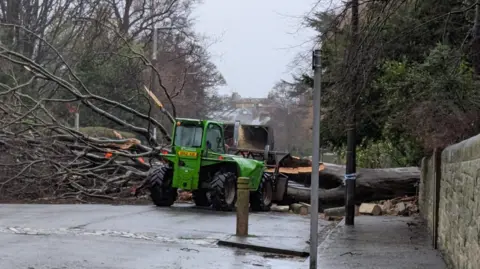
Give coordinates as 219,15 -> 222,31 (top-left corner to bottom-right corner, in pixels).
442,133 -> 480,163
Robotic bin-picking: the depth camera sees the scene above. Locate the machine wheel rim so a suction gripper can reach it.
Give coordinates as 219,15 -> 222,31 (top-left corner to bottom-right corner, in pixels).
225,179 -> 236,205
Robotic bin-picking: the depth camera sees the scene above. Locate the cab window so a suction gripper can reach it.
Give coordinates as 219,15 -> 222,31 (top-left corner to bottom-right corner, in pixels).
205,124 -> 225,153
174,124 -> 203,147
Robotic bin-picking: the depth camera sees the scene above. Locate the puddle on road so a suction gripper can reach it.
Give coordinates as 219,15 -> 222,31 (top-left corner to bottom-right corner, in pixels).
0,226 -> 217,246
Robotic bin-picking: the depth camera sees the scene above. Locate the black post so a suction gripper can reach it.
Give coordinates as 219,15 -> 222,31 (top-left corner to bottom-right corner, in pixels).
345,118 -> 356,225
345,0 -> 359,226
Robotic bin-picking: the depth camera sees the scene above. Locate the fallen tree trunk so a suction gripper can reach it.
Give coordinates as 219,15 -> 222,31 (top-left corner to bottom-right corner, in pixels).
286,163 -> 420,205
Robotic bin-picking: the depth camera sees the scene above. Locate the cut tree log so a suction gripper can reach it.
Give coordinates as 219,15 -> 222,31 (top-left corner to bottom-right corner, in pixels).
286,163 -> 420,205
359,203 -> 382,216
324,205 -> 360,217
290,203 -> 309,215
395,202 -> 407,215
271,204 -> 289,212
323,206 -> 345,217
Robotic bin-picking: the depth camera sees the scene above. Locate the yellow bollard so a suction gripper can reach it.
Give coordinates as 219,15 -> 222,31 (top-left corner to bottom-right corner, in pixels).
236,177 -> 249,236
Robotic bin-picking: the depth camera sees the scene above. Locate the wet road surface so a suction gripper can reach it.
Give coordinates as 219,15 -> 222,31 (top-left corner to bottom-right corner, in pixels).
0,203 -> 331,269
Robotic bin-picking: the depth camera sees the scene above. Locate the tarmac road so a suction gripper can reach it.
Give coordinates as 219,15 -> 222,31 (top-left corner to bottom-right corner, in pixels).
0,203 -> 332,269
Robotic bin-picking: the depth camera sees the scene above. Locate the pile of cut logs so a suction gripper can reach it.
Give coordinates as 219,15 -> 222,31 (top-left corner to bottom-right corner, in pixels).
270,195 -> 419,221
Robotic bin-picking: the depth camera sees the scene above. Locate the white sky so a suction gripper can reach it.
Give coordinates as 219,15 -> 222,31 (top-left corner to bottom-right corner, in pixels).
192,0 -> 319,98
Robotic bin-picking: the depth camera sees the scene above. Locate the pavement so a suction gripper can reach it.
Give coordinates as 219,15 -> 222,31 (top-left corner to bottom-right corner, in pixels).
0,203 -> 333,269
302,215 -> 448,269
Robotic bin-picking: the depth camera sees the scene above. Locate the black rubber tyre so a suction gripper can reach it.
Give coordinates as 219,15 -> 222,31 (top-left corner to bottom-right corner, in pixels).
147,166 -> 177,207
192,189 -> 211,207
250,173 -> 273,212
210,171 -> 237,211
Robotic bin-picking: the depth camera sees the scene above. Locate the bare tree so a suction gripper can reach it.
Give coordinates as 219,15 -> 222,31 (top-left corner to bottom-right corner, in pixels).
0,0 -> 225,203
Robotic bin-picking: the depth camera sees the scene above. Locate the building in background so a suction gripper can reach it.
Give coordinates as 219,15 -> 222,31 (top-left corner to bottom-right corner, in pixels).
208,92 -> 275,125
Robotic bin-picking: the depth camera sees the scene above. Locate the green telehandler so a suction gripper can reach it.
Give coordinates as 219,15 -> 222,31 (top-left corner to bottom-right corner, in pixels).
137,118 -> 274,211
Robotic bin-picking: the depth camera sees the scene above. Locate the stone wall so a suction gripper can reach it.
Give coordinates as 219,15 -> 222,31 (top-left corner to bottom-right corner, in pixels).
419,155 -> 434,234
419,134 -> 480,269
